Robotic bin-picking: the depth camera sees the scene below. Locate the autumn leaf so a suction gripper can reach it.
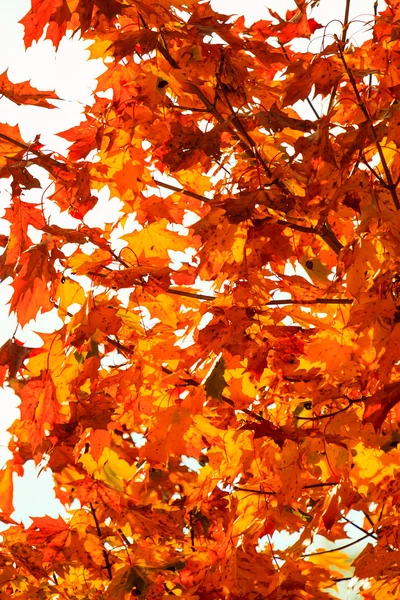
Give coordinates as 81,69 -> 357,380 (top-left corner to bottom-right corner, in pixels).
10,241 -> 55,327
363,381 -> 400,431
204,356 -> 226,399
0,70 -> 58,108
122,218 -> 200,265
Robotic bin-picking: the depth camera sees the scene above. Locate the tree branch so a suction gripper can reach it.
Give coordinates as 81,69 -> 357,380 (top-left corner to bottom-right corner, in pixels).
152,177 -> 209,202
152,177 -> 343,251
260,298 -> 353,307
302,533 -> 370,557
336,40 -> 400,210
167,288 -> 353,306
233,482 -> 336,496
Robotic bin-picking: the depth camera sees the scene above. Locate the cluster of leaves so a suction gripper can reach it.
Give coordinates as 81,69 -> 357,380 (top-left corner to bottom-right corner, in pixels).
3,0 -> 400,597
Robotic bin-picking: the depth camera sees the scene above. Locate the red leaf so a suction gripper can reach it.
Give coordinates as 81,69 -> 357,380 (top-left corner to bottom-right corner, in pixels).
363,381 -> 400,431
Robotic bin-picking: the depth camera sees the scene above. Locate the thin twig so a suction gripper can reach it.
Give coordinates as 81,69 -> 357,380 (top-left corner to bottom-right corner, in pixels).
327,0 -> 352,114
152,177 -> 208,202
368,1 -> 379,97
295,400 -> 357,421
336,40 -> 400,210
167,288 -> 353,306
306,97 -> 320,119
260,298 -> 353,306
233,482 -> 336,496
89,502 -> 113,580
342,515 -> 377,540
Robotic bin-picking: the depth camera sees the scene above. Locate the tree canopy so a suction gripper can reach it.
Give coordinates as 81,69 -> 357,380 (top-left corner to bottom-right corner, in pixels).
1,0 -> 400,597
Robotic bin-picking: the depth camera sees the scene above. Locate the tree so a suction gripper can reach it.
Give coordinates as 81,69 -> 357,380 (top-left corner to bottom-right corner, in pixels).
2,0 -> 400,597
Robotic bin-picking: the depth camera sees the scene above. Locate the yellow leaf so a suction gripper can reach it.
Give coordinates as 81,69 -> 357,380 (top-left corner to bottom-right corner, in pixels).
122,218 -> 199,263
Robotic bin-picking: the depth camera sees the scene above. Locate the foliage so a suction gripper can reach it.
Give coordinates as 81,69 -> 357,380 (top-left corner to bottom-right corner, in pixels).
2,0 -> 400,597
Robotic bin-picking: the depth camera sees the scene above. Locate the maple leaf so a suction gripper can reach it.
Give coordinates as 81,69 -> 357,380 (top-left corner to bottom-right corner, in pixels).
0,70 -> 58,108
10,241 -> 55,327
58,118 -> 99,161
121,218 -> 200,265
20,0 -> 71,49
15,376 -> 61,451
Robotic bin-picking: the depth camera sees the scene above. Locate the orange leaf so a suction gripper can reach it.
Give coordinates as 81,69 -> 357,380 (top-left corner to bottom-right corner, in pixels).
0,70 -> 58,108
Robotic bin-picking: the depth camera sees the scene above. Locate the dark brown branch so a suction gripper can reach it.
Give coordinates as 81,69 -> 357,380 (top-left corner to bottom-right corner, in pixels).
304,482 -> 337,489
153,178 -> 342,250
234,486 -> 276,495
316,221 -> 344,254
359,154 -> 385,183
233,482 -> 336,496
342,515 -> 377,540
363,511 -> 375,529
219,394 -> 266,422
306,97 -> 320,119
89,502 -> 113,580
152,178 -> 209,202
167,288 -> 216,302
260,298 -> 353,307
105,336 -> 134,356
0,132 -> 42,155
301,533 -> 370,557
117,528 -> 132,548
167,288 -> 353,307
276,219 -> 315,234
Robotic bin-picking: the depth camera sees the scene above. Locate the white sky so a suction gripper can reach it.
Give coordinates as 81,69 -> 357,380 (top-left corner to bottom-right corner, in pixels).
0,1 -> 380,595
